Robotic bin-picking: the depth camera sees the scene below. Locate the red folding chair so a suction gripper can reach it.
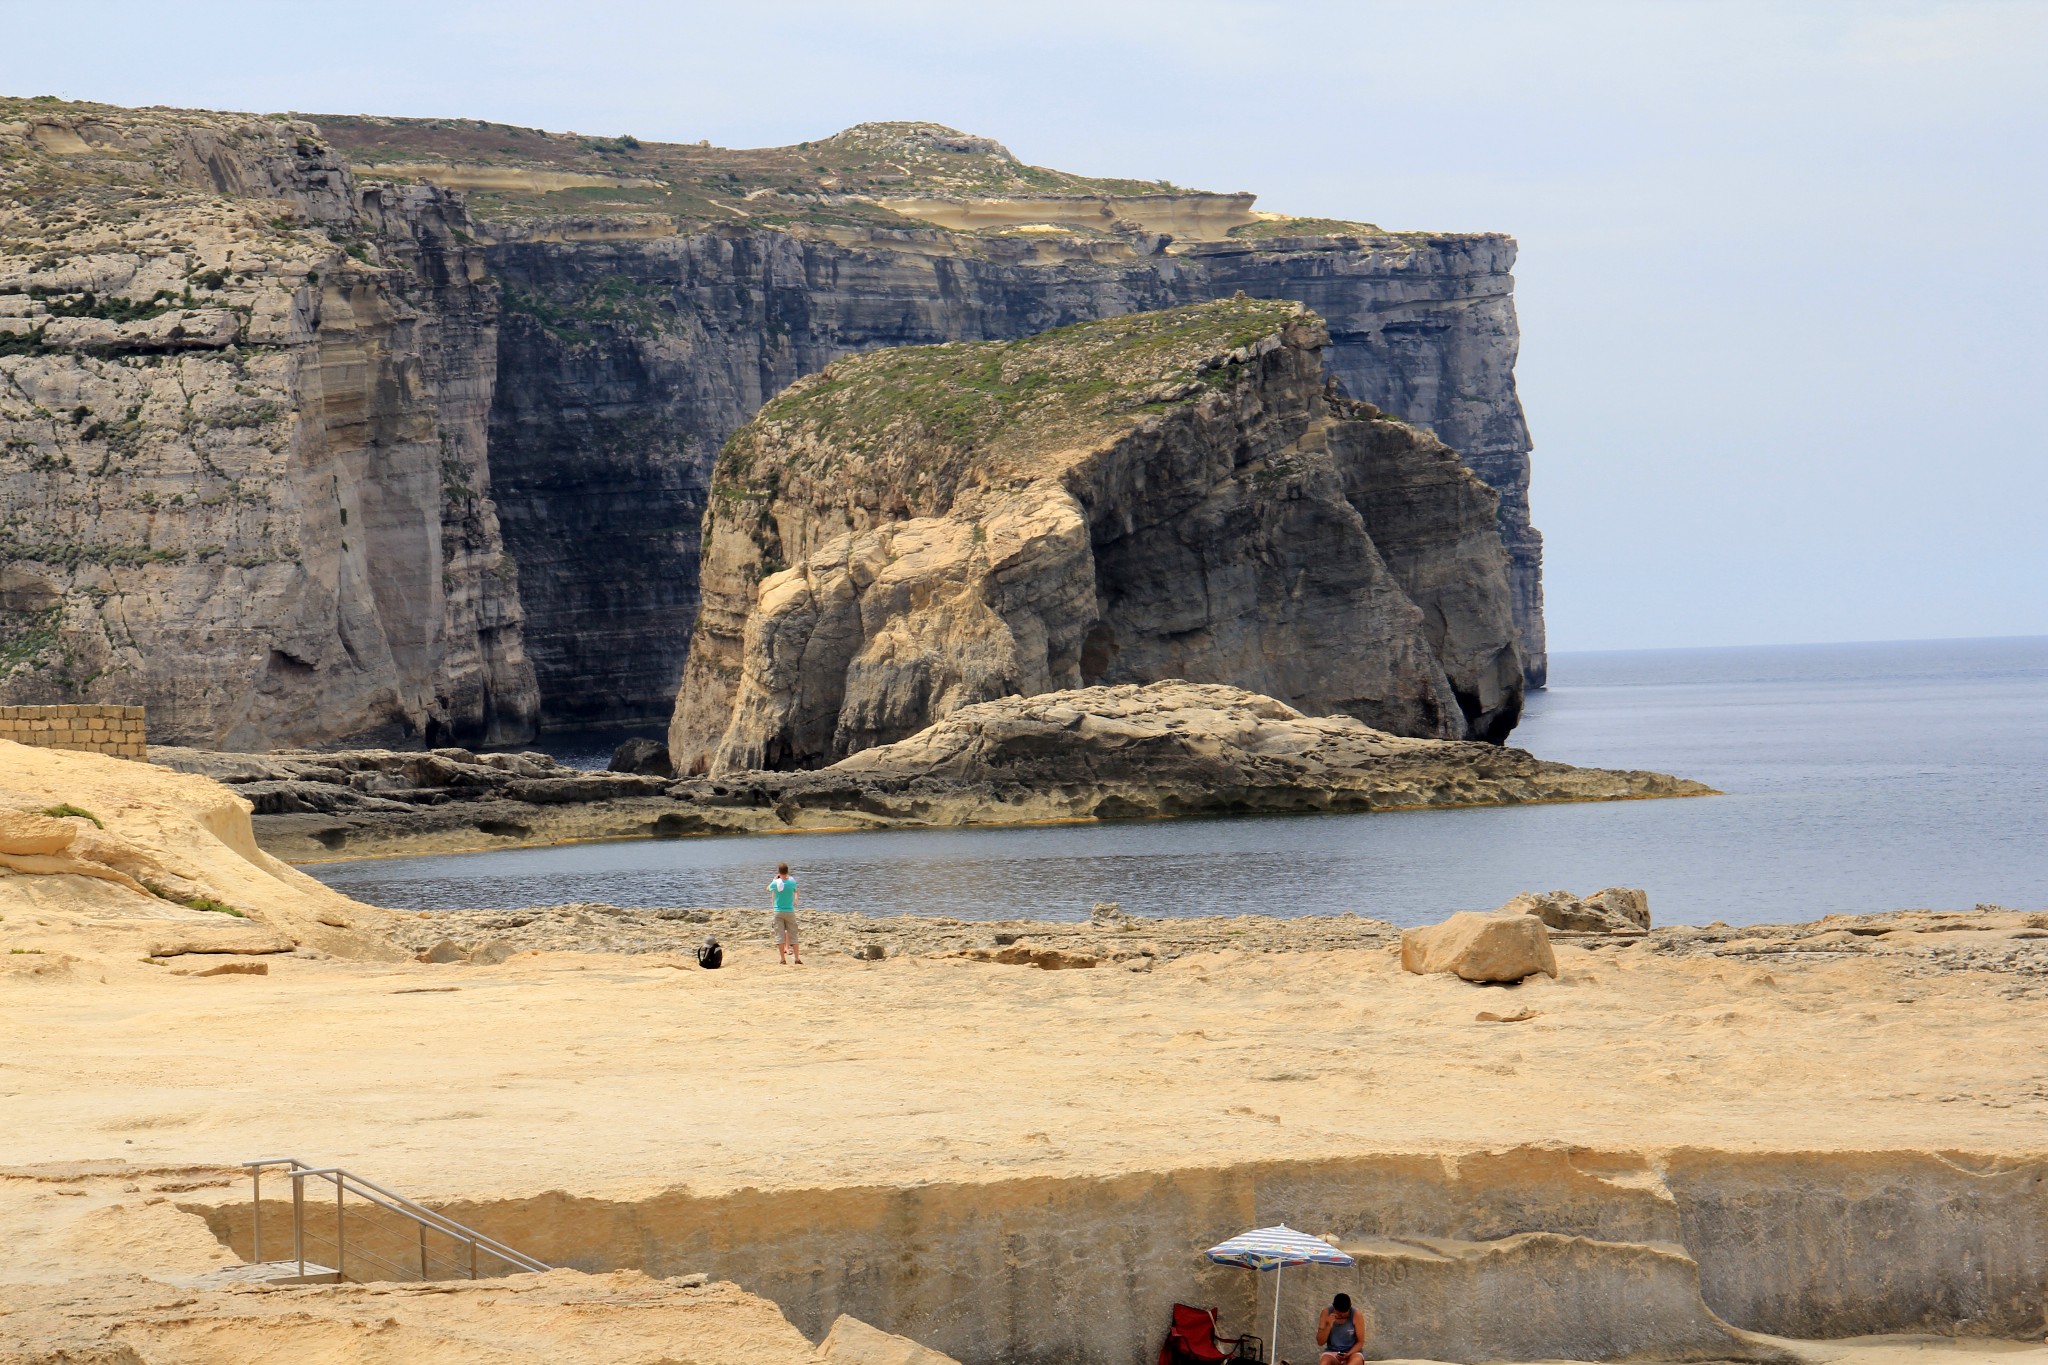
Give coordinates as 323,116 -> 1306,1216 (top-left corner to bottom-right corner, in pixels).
1160,1302 -> 1263,1365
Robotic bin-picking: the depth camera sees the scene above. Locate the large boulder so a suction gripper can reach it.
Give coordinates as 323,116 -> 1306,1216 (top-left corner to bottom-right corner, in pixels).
1587,886 -> 1651,929
671,299 -> 1526,776
1401,910 -> 1558,983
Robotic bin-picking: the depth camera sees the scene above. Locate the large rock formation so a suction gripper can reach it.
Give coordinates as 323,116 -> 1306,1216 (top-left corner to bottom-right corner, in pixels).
163,685 -> 1710,862
5,103 -> 1546,750
0,737 -> 404,961
671,301 -> 1524,773
0,100 -> 536,747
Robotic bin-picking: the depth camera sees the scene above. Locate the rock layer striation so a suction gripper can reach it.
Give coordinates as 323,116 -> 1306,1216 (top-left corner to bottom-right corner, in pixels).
0,101 -> 537,747
481,220 -> 1546,726
337,114 -> 1548,719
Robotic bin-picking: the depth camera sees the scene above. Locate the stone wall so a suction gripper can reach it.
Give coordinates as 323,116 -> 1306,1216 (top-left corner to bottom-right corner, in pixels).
0,704 -> 146,759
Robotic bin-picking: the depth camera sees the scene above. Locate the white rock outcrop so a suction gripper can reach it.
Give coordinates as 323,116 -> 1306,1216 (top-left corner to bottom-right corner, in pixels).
671,682 -> 1716,829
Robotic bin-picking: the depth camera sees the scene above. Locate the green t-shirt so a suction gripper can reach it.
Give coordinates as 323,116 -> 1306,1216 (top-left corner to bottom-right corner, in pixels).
770,876 -> 797,912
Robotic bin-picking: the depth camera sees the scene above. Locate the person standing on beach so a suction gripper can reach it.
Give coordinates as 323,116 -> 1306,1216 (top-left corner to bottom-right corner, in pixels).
768,862 -> 801,965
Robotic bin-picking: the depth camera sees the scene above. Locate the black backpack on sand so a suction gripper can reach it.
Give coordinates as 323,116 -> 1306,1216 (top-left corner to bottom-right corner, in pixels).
696,939 -> 723,970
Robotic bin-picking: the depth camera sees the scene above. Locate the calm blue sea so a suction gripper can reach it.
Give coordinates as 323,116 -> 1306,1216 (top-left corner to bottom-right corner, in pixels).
309,636 -> 2048,928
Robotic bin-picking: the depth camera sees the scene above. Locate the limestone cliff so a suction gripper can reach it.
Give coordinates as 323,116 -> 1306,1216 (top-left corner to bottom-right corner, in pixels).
671,300 -> 1523,775
0,100 -> 537,747
319,114 -> 1544,723
3,103 -> 1544,750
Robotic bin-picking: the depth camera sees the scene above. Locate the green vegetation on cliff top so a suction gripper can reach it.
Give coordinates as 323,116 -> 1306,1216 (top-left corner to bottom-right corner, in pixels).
726,298 -> 1309,484
312,115 -> 1182,228
1228,216 -> 1380,239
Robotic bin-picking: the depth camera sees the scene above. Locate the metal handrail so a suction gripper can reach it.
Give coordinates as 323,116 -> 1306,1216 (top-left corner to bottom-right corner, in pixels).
270,1164 -> 539,1268
242,1157 -> 550,1281
249,1158 -> 548,1271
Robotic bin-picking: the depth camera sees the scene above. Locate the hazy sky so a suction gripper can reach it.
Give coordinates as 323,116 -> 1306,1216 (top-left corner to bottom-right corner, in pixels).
5,1 -> 2042,652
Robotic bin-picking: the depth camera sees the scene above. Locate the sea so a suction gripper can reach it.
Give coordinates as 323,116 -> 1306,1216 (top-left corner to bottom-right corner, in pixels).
307,636 -> 2048,929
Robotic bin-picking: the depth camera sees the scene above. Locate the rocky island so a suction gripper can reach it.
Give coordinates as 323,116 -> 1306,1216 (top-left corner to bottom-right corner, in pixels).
673,299 -> 1525,774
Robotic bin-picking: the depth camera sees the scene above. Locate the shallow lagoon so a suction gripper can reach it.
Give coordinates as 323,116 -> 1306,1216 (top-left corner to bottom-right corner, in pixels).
310,636 -> 2048,928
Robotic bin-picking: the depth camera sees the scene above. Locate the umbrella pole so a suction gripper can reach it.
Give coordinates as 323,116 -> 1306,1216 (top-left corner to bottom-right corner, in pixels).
1270,1262 -> 1282,1363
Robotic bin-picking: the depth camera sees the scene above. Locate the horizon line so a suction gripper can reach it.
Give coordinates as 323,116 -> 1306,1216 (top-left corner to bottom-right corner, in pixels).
1551,632 -> 2048,658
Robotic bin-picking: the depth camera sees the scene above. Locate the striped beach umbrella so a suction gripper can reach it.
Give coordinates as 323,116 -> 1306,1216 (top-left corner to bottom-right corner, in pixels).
1206,1225 -> 1354,1358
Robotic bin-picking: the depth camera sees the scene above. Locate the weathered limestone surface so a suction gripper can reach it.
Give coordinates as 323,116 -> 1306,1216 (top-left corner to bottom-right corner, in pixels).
0,738 -> 403,960
678,683 -> 1712,827
148,741 -> 674,860
1342,1232 -> 1782,1363
672,302 -> 1527,774
145,685 -> 1708,862
0,1268 -> 826,1365
1504,885 -> 1652,934
820,1314 -> 963,1365
0,101 -> 537,747
186,1147 -> 2043,1365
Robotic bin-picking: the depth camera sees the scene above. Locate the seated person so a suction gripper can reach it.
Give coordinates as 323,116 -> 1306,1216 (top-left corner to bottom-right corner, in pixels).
1316,1293 -> 1367,1365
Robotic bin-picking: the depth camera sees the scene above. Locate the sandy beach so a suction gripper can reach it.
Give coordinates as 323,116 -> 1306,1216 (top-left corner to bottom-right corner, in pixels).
6,918 -> 2048,1199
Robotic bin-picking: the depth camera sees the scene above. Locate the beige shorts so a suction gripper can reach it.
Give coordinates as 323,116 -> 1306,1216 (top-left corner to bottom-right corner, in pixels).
773,911 -> 799,941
